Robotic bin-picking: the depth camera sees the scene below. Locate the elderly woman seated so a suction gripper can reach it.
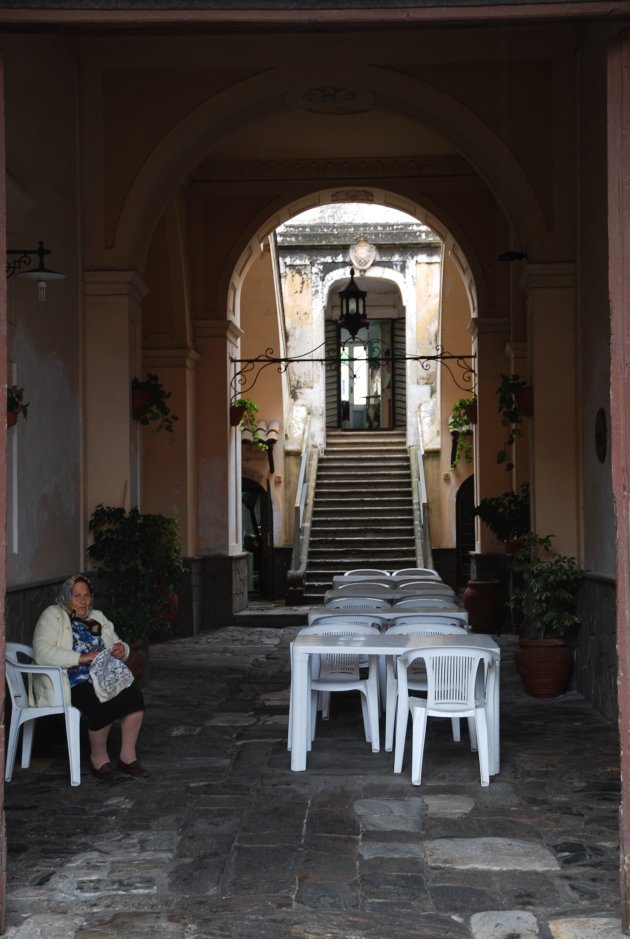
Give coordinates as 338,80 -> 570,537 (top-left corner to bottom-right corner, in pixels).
32,574 -> 149,781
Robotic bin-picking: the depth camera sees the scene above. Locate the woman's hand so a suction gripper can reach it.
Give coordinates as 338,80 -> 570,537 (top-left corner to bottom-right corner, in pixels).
78,652 -> 99,665
110,642 -> 126,660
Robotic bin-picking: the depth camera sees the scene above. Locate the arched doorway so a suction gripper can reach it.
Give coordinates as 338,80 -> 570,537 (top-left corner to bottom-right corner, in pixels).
241,477 -> 273,597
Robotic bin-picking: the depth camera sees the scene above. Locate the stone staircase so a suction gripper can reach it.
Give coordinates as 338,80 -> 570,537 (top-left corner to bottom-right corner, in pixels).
302,429 -> 417,604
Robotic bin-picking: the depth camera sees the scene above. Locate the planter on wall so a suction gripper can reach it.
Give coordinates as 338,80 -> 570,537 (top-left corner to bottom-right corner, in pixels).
463,402 -> 478,424
230,404 -> 246,426
6,410 -> 18,428
513,384 -> 533,416
131,387 -> 152,420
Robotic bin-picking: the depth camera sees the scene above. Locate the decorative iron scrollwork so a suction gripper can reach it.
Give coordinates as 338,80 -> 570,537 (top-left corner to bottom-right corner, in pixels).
231,343 -> 475,399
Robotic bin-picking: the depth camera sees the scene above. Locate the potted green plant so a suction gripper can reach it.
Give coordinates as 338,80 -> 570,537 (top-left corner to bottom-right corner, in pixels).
87,504 -> 185,647
7,385 -> 29,427
474,483 -> 530,550
508,532 -> 583,696
496,373 -> 529,471
448,395 -> 476,469
131,373 -> 178,433
232,396 -> 268,451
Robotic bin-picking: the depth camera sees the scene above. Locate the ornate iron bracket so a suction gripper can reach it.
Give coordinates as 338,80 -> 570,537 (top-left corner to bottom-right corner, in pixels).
230,342 -> 476,398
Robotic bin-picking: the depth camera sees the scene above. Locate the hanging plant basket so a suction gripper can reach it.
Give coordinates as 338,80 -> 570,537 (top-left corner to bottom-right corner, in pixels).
230,404 -> 246,426
463,401 -> 478,424
131,374 -> 177,432
132,387 -> 153,420
513,384 -> 534,416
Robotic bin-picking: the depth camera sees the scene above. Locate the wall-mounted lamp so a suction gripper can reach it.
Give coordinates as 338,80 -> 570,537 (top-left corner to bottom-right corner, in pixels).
338,267 -> 368,341
6,240 -> 65,301
497,250 -> 528,262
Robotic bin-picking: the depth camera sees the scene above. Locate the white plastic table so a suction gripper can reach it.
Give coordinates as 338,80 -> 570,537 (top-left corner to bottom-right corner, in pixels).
289,632 -> 500,774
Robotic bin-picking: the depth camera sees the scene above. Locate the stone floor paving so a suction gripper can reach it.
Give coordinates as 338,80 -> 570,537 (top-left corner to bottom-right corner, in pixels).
2,628 -> 625,938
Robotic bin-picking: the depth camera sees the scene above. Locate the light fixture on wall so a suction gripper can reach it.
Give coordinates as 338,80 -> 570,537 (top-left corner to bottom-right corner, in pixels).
6,240 -> 65,301
338,267 -> 368,340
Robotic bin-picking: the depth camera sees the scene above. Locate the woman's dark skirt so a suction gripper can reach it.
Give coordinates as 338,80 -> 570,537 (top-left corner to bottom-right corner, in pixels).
70,680 -> 145,731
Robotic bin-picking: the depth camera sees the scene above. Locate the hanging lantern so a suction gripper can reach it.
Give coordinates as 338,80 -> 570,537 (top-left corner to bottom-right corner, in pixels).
338,268 -> 367,341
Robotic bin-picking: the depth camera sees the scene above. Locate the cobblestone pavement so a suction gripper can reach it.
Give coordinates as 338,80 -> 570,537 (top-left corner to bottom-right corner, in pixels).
2,628 -> 625,939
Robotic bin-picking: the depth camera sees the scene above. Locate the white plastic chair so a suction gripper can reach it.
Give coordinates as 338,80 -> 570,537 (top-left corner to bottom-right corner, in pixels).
308,613 -> 388,630
335,581 -> 393,593
390,612 -> 469,628
395,646 -> 494,786
297,622 -> 381,753
5,642 -> 82,786
392,568 -> 442,580
396,582 -> 456,597
383,622 -> 467,752
393,596 -> 457,609
309,613 -> 388,707
343,569 -> 391,577
325,596 -> 391,611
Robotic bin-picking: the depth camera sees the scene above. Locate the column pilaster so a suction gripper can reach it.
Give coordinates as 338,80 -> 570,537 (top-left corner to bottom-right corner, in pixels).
521,262 -> 578,555
84,271 -> 147,515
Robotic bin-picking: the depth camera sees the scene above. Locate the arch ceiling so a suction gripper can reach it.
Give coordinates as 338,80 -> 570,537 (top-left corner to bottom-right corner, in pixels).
110,64 -> 545,284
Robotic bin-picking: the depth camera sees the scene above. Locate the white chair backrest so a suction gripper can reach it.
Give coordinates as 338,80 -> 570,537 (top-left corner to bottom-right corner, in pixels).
396,582 -> 455,595
298,622 -> 380,637
400,647 -> 492,713
393,597 -> 457,609
325,596 -> 391,610
298,621 -> 380,678
344,569 -> 391,577
335,581 -> 392,592
5,643 -> 35,709
386,622 -> 466,636
389,611 -> 469,627
392,568 -> 442,580
308,613 -> 387,630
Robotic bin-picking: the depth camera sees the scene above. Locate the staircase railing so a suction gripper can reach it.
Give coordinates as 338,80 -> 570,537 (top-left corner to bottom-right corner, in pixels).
286,416 -> 319,602
409,421 -> 433,569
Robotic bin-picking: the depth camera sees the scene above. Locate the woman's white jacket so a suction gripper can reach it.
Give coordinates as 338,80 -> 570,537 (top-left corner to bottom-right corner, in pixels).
32,605 -> 129,706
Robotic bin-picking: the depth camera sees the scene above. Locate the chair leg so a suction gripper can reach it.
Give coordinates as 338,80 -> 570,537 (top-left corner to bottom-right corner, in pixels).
410,704 -> 428,786
20,719 -> 35,769
366,667 -> 380,752
310,691 -> 318,743
393,687 -> 410,773
359,692 -> 372,744
64,708 -> 82,787
451,717 -> 461,742
384,666 -> 397,752
320,691 -> 331,720
475,710 -> 490,787
468,716 -> 478,752
4,714 -> 21,782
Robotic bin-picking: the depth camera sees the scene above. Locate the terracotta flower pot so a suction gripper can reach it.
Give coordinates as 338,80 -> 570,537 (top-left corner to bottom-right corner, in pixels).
6,409 -> 18,428
462,579 -> 503,633
514,638 -> 572,697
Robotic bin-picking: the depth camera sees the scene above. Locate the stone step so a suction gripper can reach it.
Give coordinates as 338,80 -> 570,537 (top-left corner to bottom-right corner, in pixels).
312,520 -> 414,531
314,483 -> 413,494
310,536 -> 416,549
